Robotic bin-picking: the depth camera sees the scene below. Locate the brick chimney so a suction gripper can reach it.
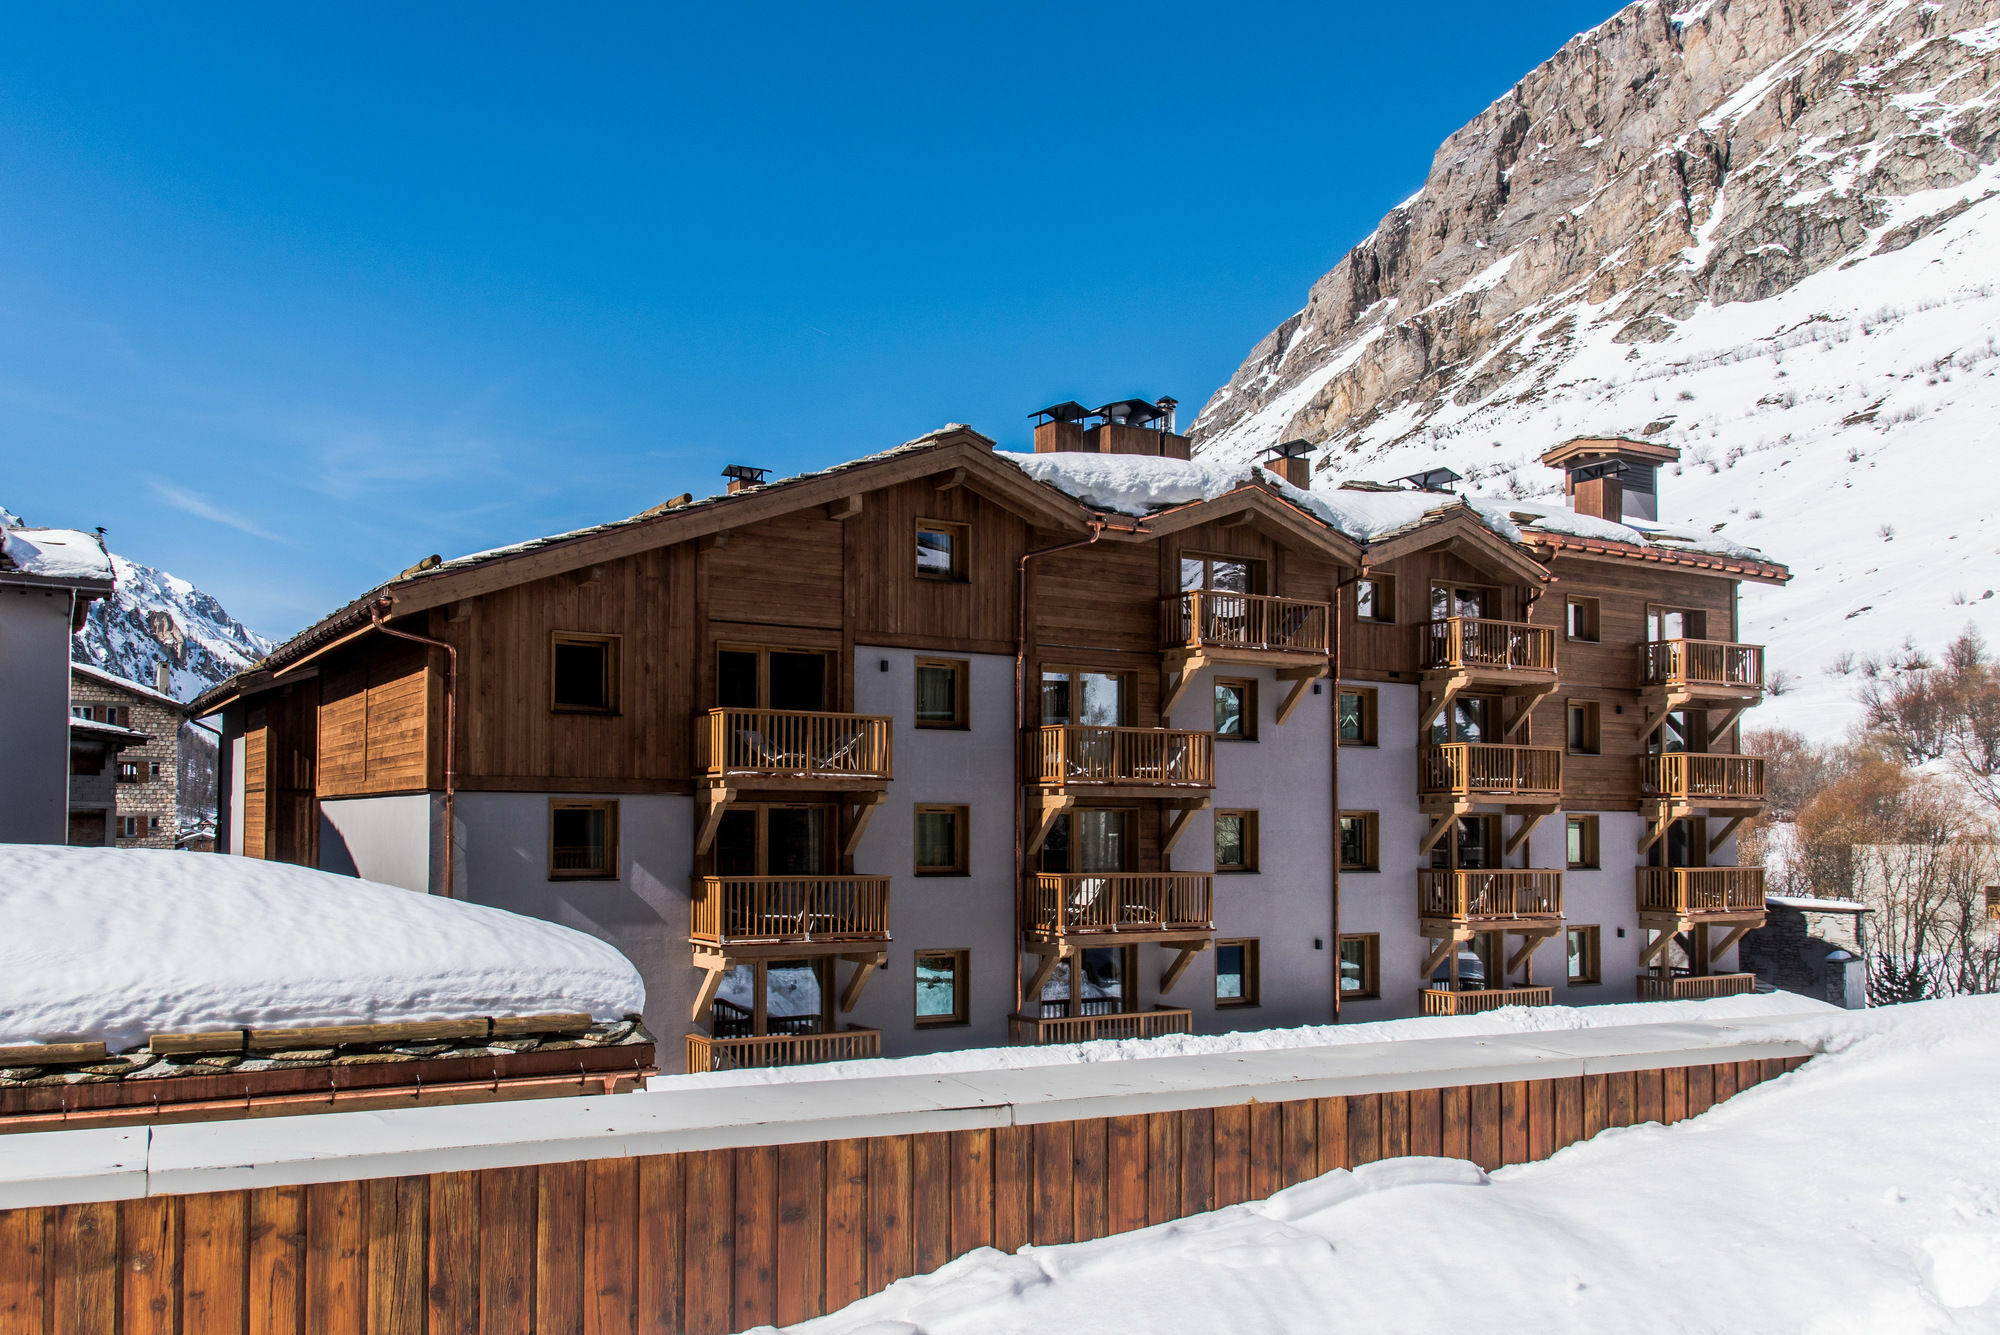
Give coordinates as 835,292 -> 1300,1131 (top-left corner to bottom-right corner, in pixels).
722,465 -> 770,495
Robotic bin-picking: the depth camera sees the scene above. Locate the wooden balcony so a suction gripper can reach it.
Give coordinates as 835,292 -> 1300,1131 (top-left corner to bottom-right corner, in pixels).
1419,743 -> 1562,806
1636,867 -> 1766,922
1423,617 -> 1557,681
1642,753 -> 1766,805
1419,869 -> 1563,930
1024,872 -> 1213,944
695,708 -> 892,787
1008,1006 -> 1193,1045
689,876 -> 891,953
1164,591 -> 1330,660
1419,986 -> 1554,1016
1636,973 -> 1758,1001
1029,725 -> 1213,795
684,1026 -> 881,1073
1641,639 -> 1764,697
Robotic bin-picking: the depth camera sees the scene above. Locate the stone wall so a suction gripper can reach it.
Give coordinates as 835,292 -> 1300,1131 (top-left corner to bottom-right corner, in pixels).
1741,902 -> 1869,1008
69,668 -> 184,849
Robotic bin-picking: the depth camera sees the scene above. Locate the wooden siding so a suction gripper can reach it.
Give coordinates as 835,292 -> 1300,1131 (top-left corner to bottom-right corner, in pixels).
1341,548 -> 1532,678
317,641 -> 438,798
0,1056 -> 1806,1335
240,723 -> 269,861
843,475 -> 1028,654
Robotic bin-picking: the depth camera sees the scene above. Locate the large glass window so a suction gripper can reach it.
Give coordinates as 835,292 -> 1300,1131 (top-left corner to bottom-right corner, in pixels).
1430,695 -> 1494,745
1041,669 -> 1128,727
718,646 -> 829,712
1038,809 -> 1132,874
1039,946 -> 1131,1017
1431,584 -> 1493,621
713,804 -> 831,877
1180,555 -> 1255,593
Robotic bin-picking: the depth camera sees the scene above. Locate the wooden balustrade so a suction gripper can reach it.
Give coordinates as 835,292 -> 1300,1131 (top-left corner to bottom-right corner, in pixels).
689,876 -> 891,946
695,708 -> 893,781
1641,639 -> 1764,691
685,1026 -> 882,1073
1008,1007 -> 1194,1045
1025,873 -> 1213,938
1636,866 -> 1767,916
1423,617 -> 1557,675
1636,973 -> 1758,1000
1642,752 -> 1767,802
1419,743 -> 1563,799
1030,725 -> 1214,789
1418,869 -> 1564,922
1420,986 -> 1554,1016
1164,591 -> 1330,655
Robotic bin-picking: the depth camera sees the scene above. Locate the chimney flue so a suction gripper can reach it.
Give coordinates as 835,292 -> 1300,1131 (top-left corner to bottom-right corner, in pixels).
155,661 -> 171,695
1262,439 -> 1315,490
722,464 -> 770,495
1568,459 -> 1625,522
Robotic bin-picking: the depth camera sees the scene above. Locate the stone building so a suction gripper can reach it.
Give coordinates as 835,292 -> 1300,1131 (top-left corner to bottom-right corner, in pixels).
69,661 -> 191,849
1741,894 -> 1871,1009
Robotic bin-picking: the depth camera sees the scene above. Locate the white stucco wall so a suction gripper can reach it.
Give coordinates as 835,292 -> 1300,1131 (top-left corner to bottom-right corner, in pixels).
0,590 -> 79,844
318,794 -> 436,893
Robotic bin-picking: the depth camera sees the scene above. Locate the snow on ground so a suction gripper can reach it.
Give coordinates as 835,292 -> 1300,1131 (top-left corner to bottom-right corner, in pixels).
653,992 -> 1832,1092
0,846 -> 644,1052
762,994 -> 2000,1334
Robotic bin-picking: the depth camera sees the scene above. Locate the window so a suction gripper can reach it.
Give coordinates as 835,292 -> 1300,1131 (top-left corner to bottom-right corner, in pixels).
117,761 -> 142,783
1216,939 -> 1259,1007
1567,815 -> 1600,870
1215,679 -> 1256,740
1040,668 -> 1128,726
1215,810 -> 1258,872
713,958 -> 831,1037
551,633 -> 618,713
1430,584 -> 1493,621
714,803 -> 833,876
1430,694 -> 1495,745
1339,935 -> 1380,999
549,799 -> 618,879
914,805 -> 969,876
1567,700 -> 1601,755
914,950 -> 969,1026
914,658 -> 969,729
718,645 -> 830,712
71,705 -> 96,721
150,761 -> 163,779
1038,808 -> 1131,874
1646,606 -> 1707,641
1567,597 -> 1601,642
915,520 -> 967,581
103,706 -> 129,728
1566,926 -> 1601,985
1339,811 -> 1379,871
1986,887 -> 1999,921
1037,946 -> 1133,1018
1432,814 -> 1500,871
1354,576 -> 1395,624
148,816 -> 160,833
1338,687 -> 1378,746
1180,553 -> 1257,594
118,816 -> 139,838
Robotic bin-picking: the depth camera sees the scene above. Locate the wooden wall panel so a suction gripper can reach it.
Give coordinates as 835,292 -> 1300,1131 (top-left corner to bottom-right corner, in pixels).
844,476 -> 1028,654
241,724 -> 270,861
706,510 -> 845,632
316,642 -> 435,800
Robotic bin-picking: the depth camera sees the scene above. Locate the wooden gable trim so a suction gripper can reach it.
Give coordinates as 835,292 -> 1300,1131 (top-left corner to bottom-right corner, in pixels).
1363,511 -> 1550,587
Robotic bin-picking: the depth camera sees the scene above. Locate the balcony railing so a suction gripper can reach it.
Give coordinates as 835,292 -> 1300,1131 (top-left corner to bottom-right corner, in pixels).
685,1026 -> 881,1073
1030,725 -> 1214,789
696,708 -> 892,781
1420,986 -> 1554,1016
1423,617 -> 1557,675
1641,639 -> 1764,691
1008,1007 -> 1194,1045
1420,743 -> 1563,800
1164,591 -> 1330,656
1419,869 -> 1564,922
1642,753 -> 1767,803
1025,873 -> 1213,939
689,876 -> 891,947
1636,866 -> 1767,917
1636,973 -> 1758,1000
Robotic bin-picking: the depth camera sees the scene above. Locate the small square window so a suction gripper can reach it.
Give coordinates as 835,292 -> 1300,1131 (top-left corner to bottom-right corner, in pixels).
71,705 -> 96,721
1216,938 -> 1259,1006
1567,926 -> 1601,985
148,816 -> 160,833
1567,815 -> 1600,870
915,658 -> 970,729
1567,597 -> 1601,642
549,799 -> 618,879
915,949 -> 969,1026
1354,576 -> 1395,624
1338,687 -> 1378,746
1339,811 -> 1379,871
914,805 -> 969,876
1215,810 -> 1258,872
1339,935 -> 1380,998
1567,700 -> 1601,755
551,633 -> 618,713
118,816 -> 139,838
1215,679 -> 1256,740
117,761 -> 142,783
150,761 -> 163,779
915,521 -> 968,581
1987,887 -> 2000,921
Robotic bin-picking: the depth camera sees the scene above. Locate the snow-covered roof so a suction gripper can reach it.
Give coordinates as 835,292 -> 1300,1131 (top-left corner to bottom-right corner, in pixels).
0,846 -> 646,1052
70,660 -> 186,712
1497,497 -> 1774,564
1768,894 -> 1873,913
69,716 -> 149,743
0,527 -> 114,586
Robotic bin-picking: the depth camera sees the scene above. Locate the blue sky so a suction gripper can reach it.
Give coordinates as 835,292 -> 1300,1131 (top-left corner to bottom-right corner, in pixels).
0,2 -> 1618,638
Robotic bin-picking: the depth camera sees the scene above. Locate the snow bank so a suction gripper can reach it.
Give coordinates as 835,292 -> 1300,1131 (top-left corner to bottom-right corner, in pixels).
772,994 -> 2000,1333
1,527 -> 112,581
0,846 -> 644,1052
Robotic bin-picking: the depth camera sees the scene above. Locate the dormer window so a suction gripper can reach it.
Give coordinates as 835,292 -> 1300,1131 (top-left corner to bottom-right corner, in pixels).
916,521 -> 967,581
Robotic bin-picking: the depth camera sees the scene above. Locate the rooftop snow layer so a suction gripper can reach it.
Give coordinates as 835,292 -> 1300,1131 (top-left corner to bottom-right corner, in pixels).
1,527 -> 113,583
0,846 -> 645,1052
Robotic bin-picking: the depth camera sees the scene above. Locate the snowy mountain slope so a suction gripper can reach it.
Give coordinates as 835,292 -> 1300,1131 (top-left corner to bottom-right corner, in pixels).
1190,0 -> 2000,738
1,501 -> 272,701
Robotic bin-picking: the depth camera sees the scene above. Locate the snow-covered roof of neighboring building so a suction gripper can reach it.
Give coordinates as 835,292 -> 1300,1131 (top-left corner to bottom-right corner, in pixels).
68,716 -> 149,744
70,660 -> 187,713
0,846 -> 646,1053
0,527 -> 114,586
1768,894 -> 1873,913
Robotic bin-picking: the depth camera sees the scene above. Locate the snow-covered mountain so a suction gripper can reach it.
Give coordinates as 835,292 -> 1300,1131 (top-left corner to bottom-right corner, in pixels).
1190,0 -> 2000,738
1,502 -> 272,701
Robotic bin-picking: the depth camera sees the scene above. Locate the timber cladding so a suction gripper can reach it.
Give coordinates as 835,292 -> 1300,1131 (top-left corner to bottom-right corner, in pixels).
0,1055 -> 1804,1334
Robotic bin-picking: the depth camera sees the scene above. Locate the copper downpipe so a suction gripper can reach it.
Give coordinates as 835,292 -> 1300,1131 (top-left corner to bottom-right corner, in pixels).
371,600 -> 459,897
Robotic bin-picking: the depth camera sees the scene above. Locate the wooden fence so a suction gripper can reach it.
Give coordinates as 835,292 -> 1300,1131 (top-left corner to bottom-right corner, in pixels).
0,1055 -> 1806,1335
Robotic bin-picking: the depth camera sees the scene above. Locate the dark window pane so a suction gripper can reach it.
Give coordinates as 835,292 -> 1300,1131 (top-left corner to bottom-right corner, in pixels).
1339,692 -> 1366,741
916,810 -> 959,870
766,807 -> 826,875
1339,938 -> 1370,993
916,528 -> 956,577
768,652 -> 827,712
916,665 -> 959,723
1040,672 -> 1072,726
766,960 -> 824,1025
718,650 -> 759,710
1215,683 -> 1245,735
1179,557 -> 1206,592
552,806 -> 609,873
1216,816 -> 1244,868
1216,945 -> 1245,999
1211,560 -> 1251,594
1080,948 -> 1125,1005
553,641 -> 608,709
1340,817 -> 1368,868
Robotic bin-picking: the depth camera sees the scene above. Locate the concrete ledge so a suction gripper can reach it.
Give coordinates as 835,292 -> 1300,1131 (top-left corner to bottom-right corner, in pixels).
0,1015 -> 1820,1208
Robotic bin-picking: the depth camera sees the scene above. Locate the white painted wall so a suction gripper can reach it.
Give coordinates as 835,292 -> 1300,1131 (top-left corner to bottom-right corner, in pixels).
1335,681 -> 1429,1022
318,794 -> 435,893
0,590 -> 78,844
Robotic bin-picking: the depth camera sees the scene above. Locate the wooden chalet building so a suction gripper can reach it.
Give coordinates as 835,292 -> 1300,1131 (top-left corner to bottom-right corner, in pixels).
194,408 -> 1789,1071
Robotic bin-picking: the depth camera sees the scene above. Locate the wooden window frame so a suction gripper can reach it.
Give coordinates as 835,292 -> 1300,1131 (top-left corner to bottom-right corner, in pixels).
1215,938 -> 1260,1007
1214,809 -> 1259,873
914,518 -> 969,583
913,804 -> 970,877
711,802 -> 839,877
1566,596 -> 1601,643
1037,805 -> 1136,874
1038,666 -> 1133,727
1338,686 -> 1378,747
1179,551 -> 1265,595
550,631 -> 621,715
1214,677 -> 1258,741
548,798 -> 620,881
914,657 -> 971,730
1566,699 -> 1601,755
1567,814 -> 1600,870
1353,575 -> 1396,624
914,948 -> 970,1027
1338,934 -> 1381,999
117,761 -> 142,783
1339,810 -> 1380,872
1430,581 -> 1498,621
1986,887 -> 2000,922
1566,925 -> 1602,986
715,643 -> 836,712
1645,603 -> 1709,642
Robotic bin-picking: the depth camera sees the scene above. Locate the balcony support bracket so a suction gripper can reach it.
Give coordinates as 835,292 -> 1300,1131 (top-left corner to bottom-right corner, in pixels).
1160,798 -> 1211,858
691,953 -> 731,1023
1022,941 -> 1070,1005
1505,807 -> 1552,857
1506,926 -> 1561,977
1160,651 -> 1209,717
1026,795 -> 1075,857
1418,674 -> 1471,738
1708,813 -> 1750,855
1637,802 -> 1690,855
838,951 -> 887,1013
1159,938 -> 1213,994
1502,682 -> 1558,740
1420,804 -> 1472,857
1275,663 -> 1328,726
1420,931 -> 1470,982
842,792 -> 885,859
695,782 -> 738,857
1640,924 -> 1687,969
1708,923 -> 1753,965
826,494 -> 864,521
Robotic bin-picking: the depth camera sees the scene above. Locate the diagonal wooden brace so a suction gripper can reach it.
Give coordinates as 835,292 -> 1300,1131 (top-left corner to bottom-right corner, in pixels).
838,951 -> 886,1013
691,956 -> 731,1022
695,783 -> 737,856
1275,664 -> 1327,726
1026,795 -> 1074,856
842,792 -> 885,858
1022,943 -> 1068,1004
1420,811 -> 1458,857
1420,932 -> 1467,982
1160,799 -> 1210,858
1640,926 -> 1683,969
1419,675 -> 1468,738
1505,807 -> 1551,857
1506,927 -> 1558,976
1159,939 -> 1212,994
1708,814 -> 1750,854
1707,924 -> 1754,964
